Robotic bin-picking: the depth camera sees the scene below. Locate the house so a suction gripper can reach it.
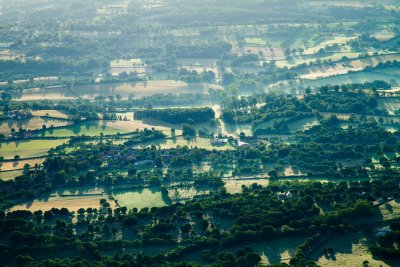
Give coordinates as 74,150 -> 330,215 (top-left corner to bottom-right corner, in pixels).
237,141 -> 250,147
211,138 -> 228,146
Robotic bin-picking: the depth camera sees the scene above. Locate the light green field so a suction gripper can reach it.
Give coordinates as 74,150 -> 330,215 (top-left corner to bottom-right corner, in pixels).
276,52 -> 361,68
0,139 -> 68,159
378,98 -> 400,116
0,158 -> 45,171
0,117 -> 72,135
43,122 -> 131,137
112,188 -> 170,210
170,29 -> 200,37
245,37 -> 267,46
134,137 -> 234,150
269,70 -> 400,92
224,236 -> 308,265
303,36 -> 356,55
288,117 -> 320,132
168,187 -> 210,202
110,59 -> 142,67
10,195 -> 117,212
311,233 -> 392,267
378,199 -> 400,221
31,110 -> 70,119
224,178 -> 269,194
0,170 -> 23,181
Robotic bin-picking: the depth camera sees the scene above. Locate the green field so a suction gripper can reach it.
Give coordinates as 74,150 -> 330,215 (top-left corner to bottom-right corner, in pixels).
310,233 -> 393,267
0,170 -> 23,181
245,37 -> 268,46
0,117 -> 72,135
9,195 -> 117,213
112,187 -> 170,210
378,199 -> 400,221
43,122 -> 131,137
0,139 -> 68,159
134,137 -> 234,150
224,178 -> 269,194
378,98 -> 400,116
270,70 -> 400,93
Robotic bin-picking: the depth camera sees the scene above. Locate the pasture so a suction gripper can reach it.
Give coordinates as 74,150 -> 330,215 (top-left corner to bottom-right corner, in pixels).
31,110 -> 70,119
224,178 -> 269,194
378,98 -> 400,116
14,80 -> 223,101
0,170 -> 23,181
225,236 -> 308,265
134,137 -> 233,151
0,139 -> 68,159
311,233 -> 391,267
42,121 -> 133,137
0,157 -> 45,171
0,117 -> 72,135
378,199 -> 400,221
112,187 -> 170,210
9,194 -> 116,213
168,187 -> 210,203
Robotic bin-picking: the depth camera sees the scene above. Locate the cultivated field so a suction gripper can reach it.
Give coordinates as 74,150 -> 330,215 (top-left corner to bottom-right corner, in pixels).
224,178 -> 269,194
112,187 -> 169,210
378,199 -> 400,221
0,117 -> 72,135
134,137 -> 234,151
0,139 -> 68,159
311,233 -> 391,267
378,98 -> 400,116
31,110 -> 70,119
0,170 -> 23,181
43,121 -> 133,137
14,81 -> 223,101
9,195 -> 117,213
0,157 -> 45,171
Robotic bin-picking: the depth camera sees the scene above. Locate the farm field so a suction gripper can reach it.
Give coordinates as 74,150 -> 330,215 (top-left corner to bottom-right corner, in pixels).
0,157 -> 45,171
1,1 -> 400,266
0,117 -> 72,135
310,233 -> 391,267
0,170 -> 23,181
9,194 -> 116,213
134,137 -> 234,150
13,81 -> 223,101
287,117 -> 319,132
168,187 -> 210,203
0,139 -> 68,159
378,98 -> 400,115
275,52 -> 362,68
224,236 -> 308,265
71,80 -> 222,99
224,178 -> 269,194
302,36 -> 356,55
30,110 -> 70,119
42,121 -> 133,137
109,59 -> 149,76
112,187 -> 170,210
378,199 -> 400,221
270,70 -> 400,93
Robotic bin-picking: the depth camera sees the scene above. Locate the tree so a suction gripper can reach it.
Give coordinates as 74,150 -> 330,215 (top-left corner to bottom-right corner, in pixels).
0,92 -> 12,101
182,123 -> 196,137
15,255 -> 33,266
268,170 -> 278,179
154,156 -> 163,168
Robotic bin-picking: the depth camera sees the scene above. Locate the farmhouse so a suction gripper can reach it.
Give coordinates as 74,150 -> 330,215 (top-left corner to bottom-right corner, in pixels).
211,138 -> 228,146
